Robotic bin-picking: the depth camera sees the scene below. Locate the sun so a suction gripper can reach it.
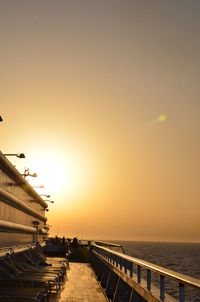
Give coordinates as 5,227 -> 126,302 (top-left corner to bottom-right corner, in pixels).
28,156 -> 67,195
27,149 -> 90,198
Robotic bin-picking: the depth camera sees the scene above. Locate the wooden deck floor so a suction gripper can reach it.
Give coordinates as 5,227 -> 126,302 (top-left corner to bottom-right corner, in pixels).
50,263 -> 108,302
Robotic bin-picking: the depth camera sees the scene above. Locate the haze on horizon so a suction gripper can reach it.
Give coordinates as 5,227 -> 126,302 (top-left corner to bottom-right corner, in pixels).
0,0 -> 200,243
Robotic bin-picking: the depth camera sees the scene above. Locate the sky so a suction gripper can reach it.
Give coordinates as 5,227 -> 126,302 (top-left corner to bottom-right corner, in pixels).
0,0 -> 200,242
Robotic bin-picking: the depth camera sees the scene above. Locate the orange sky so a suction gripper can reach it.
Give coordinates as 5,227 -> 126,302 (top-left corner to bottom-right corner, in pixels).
0,1 -> 200,242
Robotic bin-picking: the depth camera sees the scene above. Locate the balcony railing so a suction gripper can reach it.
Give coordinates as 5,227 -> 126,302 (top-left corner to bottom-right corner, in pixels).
90,243 -> 200,302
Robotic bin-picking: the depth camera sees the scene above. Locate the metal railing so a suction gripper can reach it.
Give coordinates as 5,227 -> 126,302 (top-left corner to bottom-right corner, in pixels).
94,241 -> 125,253
90,244 -> 200,302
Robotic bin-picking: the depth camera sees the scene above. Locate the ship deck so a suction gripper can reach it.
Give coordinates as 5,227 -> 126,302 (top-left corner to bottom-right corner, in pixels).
50,262 -> 108,302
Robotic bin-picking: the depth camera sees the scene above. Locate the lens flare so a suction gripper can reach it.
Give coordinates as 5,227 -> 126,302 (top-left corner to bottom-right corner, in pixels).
157,114 -> 167,123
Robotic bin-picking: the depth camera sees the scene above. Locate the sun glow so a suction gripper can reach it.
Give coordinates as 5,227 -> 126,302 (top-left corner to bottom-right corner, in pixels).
29,157 -> 67,195
27,149 -> 91,199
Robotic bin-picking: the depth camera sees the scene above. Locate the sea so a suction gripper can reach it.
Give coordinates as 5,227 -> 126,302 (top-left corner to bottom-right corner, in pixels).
113,241 -> 200,302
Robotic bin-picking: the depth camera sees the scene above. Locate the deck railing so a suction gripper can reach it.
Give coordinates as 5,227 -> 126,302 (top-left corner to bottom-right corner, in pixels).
90,243 -> 200,302
94,241 -> 125,253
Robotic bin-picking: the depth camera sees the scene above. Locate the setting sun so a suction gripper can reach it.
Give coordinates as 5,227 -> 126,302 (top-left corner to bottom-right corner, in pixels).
27,147 -> 93,200
29,156 -> 67,195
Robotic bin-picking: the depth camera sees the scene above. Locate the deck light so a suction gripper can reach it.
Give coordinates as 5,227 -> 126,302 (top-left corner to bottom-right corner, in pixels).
40,194 -> 50,198
21,168 -> 37,178
4,153 -> 26,158
43,200 -> 54,203
22,172 -> 37,177
33,185 -> 44,188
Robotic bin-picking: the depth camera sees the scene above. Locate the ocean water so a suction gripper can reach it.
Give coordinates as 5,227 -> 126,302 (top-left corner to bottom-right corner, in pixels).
114,241 -> 200,302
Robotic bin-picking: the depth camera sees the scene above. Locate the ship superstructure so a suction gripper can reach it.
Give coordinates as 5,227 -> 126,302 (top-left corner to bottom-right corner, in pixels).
0,151 -> 48,247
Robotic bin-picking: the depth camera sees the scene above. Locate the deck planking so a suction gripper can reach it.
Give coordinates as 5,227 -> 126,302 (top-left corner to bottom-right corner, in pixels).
51,262 -> 108,302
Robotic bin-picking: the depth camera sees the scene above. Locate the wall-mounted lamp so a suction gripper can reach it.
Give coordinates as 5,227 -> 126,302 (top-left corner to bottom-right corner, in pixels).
21,168 -> 37,178
4,153 -> 25,158
40,194 -> 50,198
22,172 -> 37,178
43,200 -> 54,204
33,185 -> 44,188
0,116 -> 3,122
40,208 -> 49,212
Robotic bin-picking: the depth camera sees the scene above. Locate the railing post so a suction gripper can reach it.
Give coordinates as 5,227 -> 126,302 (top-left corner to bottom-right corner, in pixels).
160,275 -> 165,301
147,269 -> 151,291
129,288 -> 134,302
124,260 -> 128,274
100,267 -> 105,283
113,276 -> 120,302
120,258 -> 123,271
130,262 -> 133,278
116,256 -> 119,268
179,283 -> 185,302
137,265 -> 141,284
105,271 -> 111,290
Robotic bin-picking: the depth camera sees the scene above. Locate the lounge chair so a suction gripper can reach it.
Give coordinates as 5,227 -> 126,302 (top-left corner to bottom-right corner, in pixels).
0,287 -> 48,301
0,258 -> 59,293
10,251 -> 65,281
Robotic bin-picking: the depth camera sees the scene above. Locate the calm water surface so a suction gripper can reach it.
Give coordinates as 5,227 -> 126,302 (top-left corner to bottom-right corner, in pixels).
113,241 -> 200,301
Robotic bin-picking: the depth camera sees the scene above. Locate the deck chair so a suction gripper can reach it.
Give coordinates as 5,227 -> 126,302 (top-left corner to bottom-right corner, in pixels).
5,253 -> 62,281
0,287 -> 48,302
0,258 -> 59,293
9,251 -> 65,281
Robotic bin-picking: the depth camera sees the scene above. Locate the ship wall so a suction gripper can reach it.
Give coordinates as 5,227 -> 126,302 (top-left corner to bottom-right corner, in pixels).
0,151 -> 48,247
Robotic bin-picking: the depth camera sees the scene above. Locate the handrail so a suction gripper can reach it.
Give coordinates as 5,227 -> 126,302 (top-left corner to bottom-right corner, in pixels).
95,241 -> 125,253
91,244 -> 200,288
91,244 -> 200,302
95,241 -> 123,247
